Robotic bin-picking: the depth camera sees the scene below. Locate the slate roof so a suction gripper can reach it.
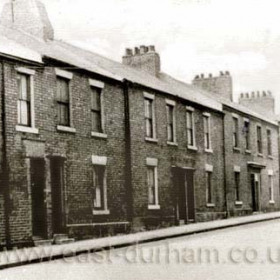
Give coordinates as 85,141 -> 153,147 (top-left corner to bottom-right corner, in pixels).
0,24 -> 278,125
0,25 -> 222,112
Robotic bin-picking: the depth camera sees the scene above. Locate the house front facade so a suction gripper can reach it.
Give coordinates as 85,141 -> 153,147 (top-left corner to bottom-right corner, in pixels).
0,0 -> 279,248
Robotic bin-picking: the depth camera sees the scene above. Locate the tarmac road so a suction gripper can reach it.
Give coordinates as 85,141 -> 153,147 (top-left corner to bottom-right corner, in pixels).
2,219 -> 280,280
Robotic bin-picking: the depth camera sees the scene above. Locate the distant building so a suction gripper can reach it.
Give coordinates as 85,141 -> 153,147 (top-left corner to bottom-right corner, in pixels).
0,0 -> 278,248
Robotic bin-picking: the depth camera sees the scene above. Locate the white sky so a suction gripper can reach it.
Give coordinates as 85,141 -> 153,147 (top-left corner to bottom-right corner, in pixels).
1,0 -> 280,112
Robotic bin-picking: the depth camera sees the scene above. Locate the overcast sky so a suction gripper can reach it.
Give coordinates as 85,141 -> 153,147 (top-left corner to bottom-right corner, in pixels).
1,0 -> 280,112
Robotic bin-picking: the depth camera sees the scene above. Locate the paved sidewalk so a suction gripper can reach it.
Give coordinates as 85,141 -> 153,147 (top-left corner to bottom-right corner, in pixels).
1,211 -> 280,270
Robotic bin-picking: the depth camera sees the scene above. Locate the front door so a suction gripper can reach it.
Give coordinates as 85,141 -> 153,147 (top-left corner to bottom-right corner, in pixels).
30,158 -> 47,238
251,173 -> 260,212
173,167 -> 195,224
50,157 -> 66,234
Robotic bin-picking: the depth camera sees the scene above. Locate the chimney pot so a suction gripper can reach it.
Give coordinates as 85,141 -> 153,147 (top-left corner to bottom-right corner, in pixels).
225,71 -> 230,75
125,48 -> 133,56
148,45 -> 155,52
201,74 -> 204,79
220,71 -> 224,76
140,45 -> 146,54
209,73 -> 212,78
134,47 -> 140,55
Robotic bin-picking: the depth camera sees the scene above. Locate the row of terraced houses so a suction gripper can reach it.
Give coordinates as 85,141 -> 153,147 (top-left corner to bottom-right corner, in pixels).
0,0 -> 279,248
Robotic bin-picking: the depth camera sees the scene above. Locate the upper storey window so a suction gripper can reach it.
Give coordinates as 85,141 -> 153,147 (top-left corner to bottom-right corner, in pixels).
91,86 -> 102,133
16,67 -> 38,134
17,73 -> 31,126
56,77 -> 70,127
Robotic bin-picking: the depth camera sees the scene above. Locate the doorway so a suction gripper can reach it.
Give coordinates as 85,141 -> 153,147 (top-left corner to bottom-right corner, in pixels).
173,167 -> 195,224
250,173 -> 260,212
30,158 -> 47,238
50,157 -> 66,234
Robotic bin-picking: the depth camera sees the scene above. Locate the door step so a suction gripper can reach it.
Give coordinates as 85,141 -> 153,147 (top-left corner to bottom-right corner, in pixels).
55,238 -> 75,245
34,239 -> 53,247
53,234 -> 75,245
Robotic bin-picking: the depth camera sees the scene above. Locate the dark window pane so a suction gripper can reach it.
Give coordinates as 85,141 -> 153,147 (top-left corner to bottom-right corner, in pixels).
92,111 -> 102,132
93,166 -> 105,209
17,73 -> 31,126
206,172 -> 212,203
58,103 -> 70,126
57,77 -> 69,102
147,167 -> 155,205
91,87 -> 101,111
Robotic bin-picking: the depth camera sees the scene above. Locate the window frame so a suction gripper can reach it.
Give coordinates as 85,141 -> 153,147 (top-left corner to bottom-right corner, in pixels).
90,79 -> 107,138
203,112 -> 212,152
205,164 -> 214,207
243,118 -> 250,151
256,125 -> 263,155
56,76 -> 71,127
186,106 -> 197,149
92,155 -> 109,215
146,158 -> 160,210
232,115 -> 239,149
55,68 -> 76,133
166,99 -> 177,145
234,171 -> 241,202
15,67 -> 38,134
268,170 -> 274,204
267,128 -> 272,157
144,92 -> 157,141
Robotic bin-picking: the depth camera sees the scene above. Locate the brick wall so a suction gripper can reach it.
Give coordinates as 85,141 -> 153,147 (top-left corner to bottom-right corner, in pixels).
128,85 -> 226,231
223,106 -> 280,216
1,59 -> 128,244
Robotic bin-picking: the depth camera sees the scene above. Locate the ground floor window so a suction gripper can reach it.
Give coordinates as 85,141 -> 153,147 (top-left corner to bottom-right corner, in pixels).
206,171 -> 213,204
93,165 -> 106,209
146,158 -> 159,209
269,174 -> 274,202
235,172 -> 240,201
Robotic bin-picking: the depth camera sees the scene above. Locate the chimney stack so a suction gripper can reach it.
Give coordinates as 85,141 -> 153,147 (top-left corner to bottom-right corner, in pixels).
192,71 -> 233,101
239,90 -> 275,117
0,0 -> 54,41
122,45 -> 161,77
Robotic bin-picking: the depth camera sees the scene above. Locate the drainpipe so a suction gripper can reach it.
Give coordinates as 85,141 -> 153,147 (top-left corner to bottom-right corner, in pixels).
123,79 -> 134,225
222,113 -> 229,218
1,61 -> 11,248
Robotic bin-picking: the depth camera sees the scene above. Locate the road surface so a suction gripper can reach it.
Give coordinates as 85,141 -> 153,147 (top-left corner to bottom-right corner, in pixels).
2,219 -> 280,280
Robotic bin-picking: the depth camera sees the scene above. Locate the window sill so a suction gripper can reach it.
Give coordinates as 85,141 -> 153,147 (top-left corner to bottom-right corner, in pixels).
235,201 -> 243,206
91,131 -> 108,139
206,203 -> 215,208
16,125 -> 39,134
257,153 -> 263,158
167,141 -> 178,146
245,150 -> 251,154
188,145 -> 198,151
268,155 -> 273,160
205,148 -> 213,154
269,200 -> 275,205
233,147 -> 241,152
57,125 -> 76,134
145,137 -> 158,143
93,209 -> 110,215
148,205 -> 161,210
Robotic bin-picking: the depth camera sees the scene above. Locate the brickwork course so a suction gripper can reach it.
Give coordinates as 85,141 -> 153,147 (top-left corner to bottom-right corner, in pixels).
0,0 -> 279,248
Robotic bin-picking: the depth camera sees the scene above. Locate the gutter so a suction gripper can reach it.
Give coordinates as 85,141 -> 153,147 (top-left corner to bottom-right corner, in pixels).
1,60 -> 11,249
222,113 -> 229,218
123,79 -> 134,224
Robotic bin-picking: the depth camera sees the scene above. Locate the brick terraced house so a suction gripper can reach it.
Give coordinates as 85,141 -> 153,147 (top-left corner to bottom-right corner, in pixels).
0,0 -> 279,248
